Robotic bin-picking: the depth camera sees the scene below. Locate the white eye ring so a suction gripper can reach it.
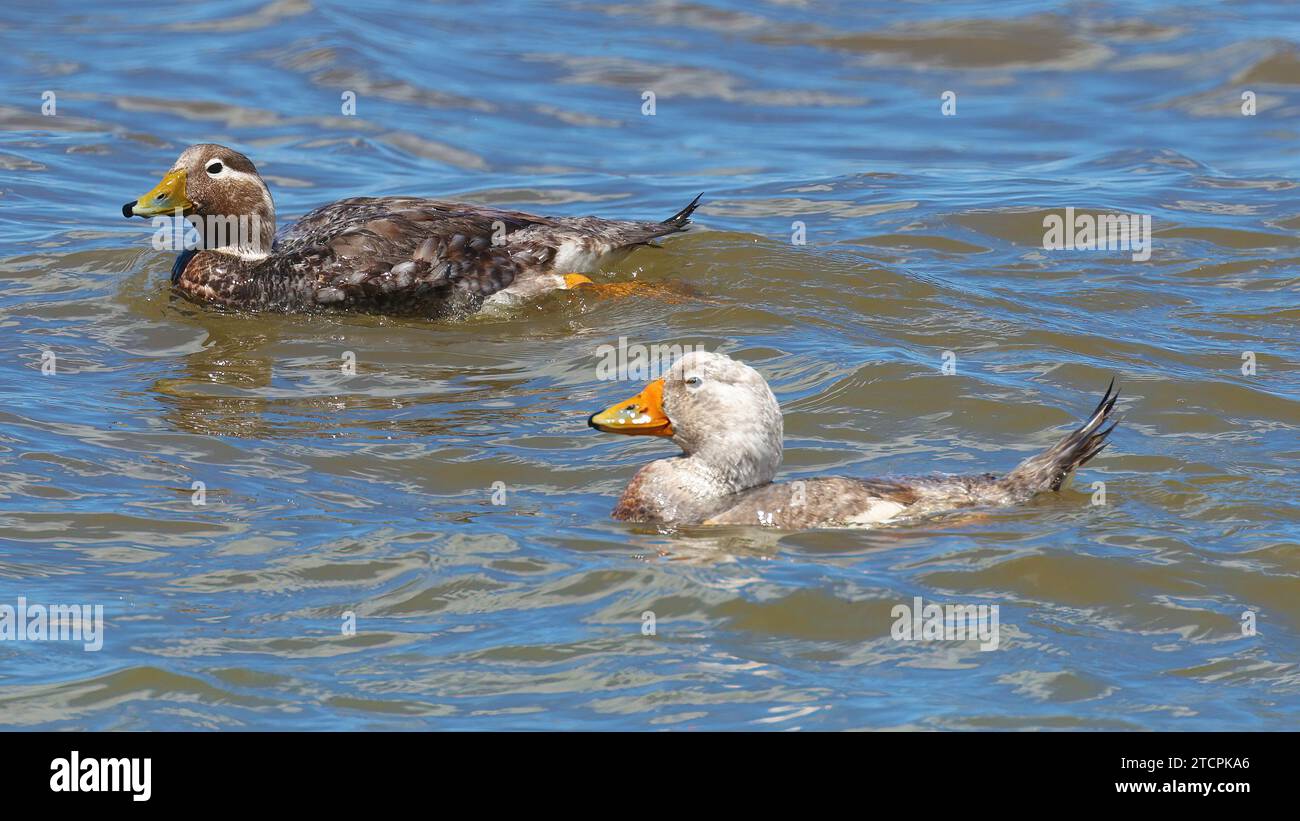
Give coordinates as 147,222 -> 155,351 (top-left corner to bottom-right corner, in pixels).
685,375 -> 703,387
205,160 -> 225,176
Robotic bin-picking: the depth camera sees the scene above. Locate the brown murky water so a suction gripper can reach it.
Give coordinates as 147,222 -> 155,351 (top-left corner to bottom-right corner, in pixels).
0,0 -> 1297,729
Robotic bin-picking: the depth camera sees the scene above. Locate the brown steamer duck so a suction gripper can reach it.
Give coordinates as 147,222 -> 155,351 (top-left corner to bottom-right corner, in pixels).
123,143 -> 701,317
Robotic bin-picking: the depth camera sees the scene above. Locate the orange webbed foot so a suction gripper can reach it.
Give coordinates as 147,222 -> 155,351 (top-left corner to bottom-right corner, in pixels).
561,274 -> 707,304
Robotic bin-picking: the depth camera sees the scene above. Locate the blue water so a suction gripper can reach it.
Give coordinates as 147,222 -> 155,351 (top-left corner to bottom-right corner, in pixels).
0,0 -> 1297,730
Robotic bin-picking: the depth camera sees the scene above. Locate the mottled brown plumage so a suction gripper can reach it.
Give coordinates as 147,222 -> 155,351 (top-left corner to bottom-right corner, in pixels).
589,352 -> 1120,529
124,144 -> 702,317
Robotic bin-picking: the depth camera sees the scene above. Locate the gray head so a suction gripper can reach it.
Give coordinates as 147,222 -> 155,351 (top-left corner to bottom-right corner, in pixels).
589,350 -> 784,490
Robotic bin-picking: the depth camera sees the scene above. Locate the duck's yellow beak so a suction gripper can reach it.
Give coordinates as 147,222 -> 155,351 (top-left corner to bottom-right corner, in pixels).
588,378 -> 674,437
122,169 -> 192,218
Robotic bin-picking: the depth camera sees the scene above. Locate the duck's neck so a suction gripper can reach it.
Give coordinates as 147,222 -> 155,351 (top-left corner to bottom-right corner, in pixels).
174,247 -> 317,311
613,439 -> 781,525
187,205 -> 276,260
172,203 -> 303,307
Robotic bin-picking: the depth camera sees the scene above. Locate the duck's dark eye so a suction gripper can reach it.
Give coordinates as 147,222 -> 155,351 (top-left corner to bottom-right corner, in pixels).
205,161 -> 223,175
685,376 -> 703,387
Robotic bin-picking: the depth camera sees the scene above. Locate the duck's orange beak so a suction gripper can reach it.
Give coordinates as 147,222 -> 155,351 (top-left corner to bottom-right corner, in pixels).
123,169 -> 192,218
588,378 -> 674,437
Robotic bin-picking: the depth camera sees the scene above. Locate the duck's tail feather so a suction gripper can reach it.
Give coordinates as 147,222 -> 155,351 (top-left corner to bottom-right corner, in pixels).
1000,380 -> 1120,496
662,192 -> 704,229
614,193 -> 704,247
